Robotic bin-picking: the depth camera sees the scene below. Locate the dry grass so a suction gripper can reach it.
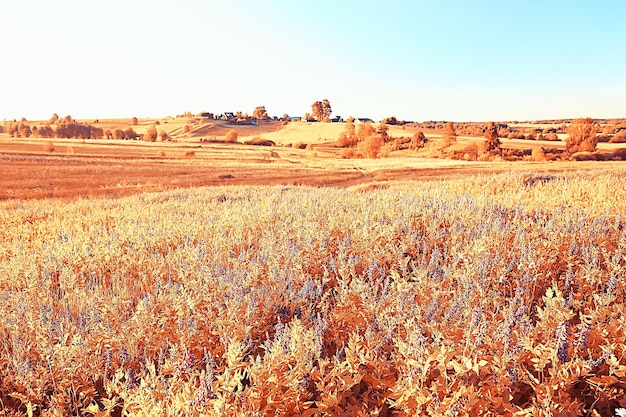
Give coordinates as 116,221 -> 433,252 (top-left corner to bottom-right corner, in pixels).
2,171 -> 626,415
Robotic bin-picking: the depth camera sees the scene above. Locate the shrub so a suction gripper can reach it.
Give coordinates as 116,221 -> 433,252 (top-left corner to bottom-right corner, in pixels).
572,151 -> 597,161
357,134 -> 383,158
483,122 -> 501,155
613,148 -> 626,160
609,131 -> 626,143
90,127 -> 104,139
337,117 -> 357,147
124,128 -> 139,140
225,129 -> 238,143
44,141 -> 55,153
566,117 -> 597,153
185,150 -> 196,157
412,131 -> 428,149
143,126 -> 158,142
18,122 -> 32,137
113,129 -> 125,140
132,117 -> 139,125
531,147 -> 546,162
184,124 -> 194,134
341,148 -> 355,158
34,126 -> 54,138
462,142 -> 478,161
159,130 -> 170,141
244,138 -> 275,146
357,123 -> 376,142
444,122 -> 457,146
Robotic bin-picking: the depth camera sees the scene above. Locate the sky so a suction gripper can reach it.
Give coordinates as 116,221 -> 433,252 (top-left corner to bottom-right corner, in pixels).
1,0 -> 624,122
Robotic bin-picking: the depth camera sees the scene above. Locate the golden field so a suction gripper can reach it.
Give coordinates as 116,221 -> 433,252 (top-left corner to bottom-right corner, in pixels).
1,169 -> 626,416
2,116 -> 625,201
2,117 -> 626,416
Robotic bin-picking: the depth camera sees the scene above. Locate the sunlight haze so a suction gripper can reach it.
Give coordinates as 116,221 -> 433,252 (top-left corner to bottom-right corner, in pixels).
2,0 -> 624,121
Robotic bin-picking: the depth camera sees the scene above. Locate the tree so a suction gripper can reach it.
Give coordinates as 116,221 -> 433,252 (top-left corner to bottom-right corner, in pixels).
358,135 -> 383,158
337,117 -> 357,147
253,106 -> 268,119
484,122 -> 501,155
357,122 -> 376,142
412,131 -> 428,149
144,125 -> 158,142
377,121 -> 389,142
124,128 -> 139,140
444,122 -> 457,146
382,116 -> 399,125
566,118 -> 597,153
311,99 -> 332,122
321,99 -> 332,122
225,129 -> 238,143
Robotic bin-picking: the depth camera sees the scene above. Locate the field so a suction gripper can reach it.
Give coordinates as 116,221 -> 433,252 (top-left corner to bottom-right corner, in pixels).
2,119 -> 626,416
1,168 -> 626,416
2,117 -> 626,201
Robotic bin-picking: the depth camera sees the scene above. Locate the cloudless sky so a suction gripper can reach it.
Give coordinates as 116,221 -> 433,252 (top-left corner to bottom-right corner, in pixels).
1,0 -> 624,122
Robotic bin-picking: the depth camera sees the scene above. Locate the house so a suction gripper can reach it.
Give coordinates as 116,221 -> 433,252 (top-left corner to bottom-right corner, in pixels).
222,112 -> 236,122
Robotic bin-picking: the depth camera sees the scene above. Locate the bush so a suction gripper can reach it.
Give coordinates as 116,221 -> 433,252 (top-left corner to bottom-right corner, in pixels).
245,138 -> 275,146
132,117 -> 139,125
143,126 -> 158,142
357,135 -> 383,158
341,148 -> 356,158
613,148 -> 626,160
566,118 -> 597,153
90,127 -> 104,139
572,151 -> 597,161
609,131 -> 626,143
483,122 -> 501,155
337,119 -> 358,147
412,131 -> 428,149
462,143 -> 478,161
124,128 -> 139,140
44,141 -> 55,153
531,147 -> 546,162
113,129 -> 125,140
225,129 -> 238,143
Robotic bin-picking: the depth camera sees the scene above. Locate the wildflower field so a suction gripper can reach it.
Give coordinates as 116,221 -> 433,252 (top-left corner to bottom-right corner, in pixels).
1,170 -> 626,416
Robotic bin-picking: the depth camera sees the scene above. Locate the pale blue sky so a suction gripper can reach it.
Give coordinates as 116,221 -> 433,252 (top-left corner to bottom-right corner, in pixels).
2,0 -> 624,122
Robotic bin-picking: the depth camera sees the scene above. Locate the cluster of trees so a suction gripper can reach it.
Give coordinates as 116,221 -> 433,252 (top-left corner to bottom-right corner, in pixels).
336,118 -> 429,158
3,115 -> 106,139
1,115 -> 170,141
305,99 -> 332,122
